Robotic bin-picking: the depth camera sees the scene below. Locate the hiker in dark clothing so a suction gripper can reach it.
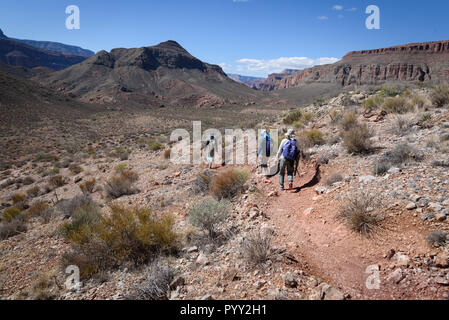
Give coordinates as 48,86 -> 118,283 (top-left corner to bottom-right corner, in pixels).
275,129 -> 299,191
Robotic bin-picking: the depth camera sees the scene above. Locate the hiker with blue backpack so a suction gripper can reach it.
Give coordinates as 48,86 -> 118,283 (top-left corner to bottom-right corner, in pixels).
257,129 -> 271,174
276,129 -> 300,191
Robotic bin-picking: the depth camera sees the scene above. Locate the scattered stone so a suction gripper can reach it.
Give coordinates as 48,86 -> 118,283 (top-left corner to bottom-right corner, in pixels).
314,187 -> 328,195
170,276 -> 186,290
315,283 -> 345,300
201,294 -> 213,300
406,202 -> 417,210
435,213 -> 447,222
196,253 -> 209,266
359,175 -> 375,184
435,252 -> 449,268
282,273 -> 298,288
387,268 -> 404,284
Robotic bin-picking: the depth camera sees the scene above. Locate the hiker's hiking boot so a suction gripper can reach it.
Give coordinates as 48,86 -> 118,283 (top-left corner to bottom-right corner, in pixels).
288,183 -> 293,191
280,185 -> 284,191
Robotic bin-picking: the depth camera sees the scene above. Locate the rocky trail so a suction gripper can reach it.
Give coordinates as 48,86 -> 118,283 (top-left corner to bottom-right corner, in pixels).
261,161 -> 440,300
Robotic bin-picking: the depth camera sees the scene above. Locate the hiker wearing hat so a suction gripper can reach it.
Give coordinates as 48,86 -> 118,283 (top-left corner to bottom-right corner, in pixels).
275,129 -> 299,191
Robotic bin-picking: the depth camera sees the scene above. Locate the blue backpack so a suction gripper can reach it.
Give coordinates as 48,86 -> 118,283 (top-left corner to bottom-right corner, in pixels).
265,134 -> 271,157
282,139 -> 298,160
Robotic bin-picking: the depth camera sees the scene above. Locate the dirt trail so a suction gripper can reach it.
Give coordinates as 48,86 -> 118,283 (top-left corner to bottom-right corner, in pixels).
263,162 -> 431,300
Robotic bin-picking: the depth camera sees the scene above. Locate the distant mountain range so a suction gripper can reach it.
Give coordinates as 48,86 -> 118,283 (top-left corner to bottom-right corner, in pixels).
35,40 -> 259,108
0,28 -> 93,70
0,28 -> 94,56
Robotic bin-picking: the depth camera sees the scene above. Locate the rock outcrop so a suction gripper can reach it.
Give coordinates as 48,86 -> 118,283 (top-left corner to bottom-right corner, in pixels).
259,40 -> 449,91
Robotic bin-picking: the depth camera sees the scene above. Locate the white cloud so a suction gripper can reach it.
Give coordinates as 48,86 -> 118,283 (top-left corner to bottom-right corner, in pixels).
218,62 -> 233,72
235,56 -> 339,76
317,15 -> 329,20
332,5 -> 344,11
346,7 -> 357,12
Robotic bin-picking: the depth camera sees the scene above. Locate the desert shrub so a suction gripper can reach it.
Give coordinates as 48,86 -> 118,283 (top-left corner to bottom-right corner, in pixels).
105,171 -> 139,199
302,129 -> 325,146
315,97 -> 327,106
149,142 -> 163,151
163,149 -> 171,159
390,114 -> 415,135
340,111 -> 358,131
23,176 -> 35,186
0,218 -> 27,240
431,85 -> 449,108
410,95 -> 427,110
79,178 -> 96,194
293,121 -> 303,129
426,230 -> 447,247
61,204 -> 179,279
114,163 -> 128,173
373,162 -> 391,176
325,173 -> 343,186
363,95 -> 384,111
302,112 -> 314,123
441,133 -> 449,142
2,207 -> 22,222
342,123 -> 373,154
379,86 -> 401,97
49,175 -> 67,188
382,97 -> 411,114
211,168 -> 249,199
157,161 -> 169,170
58,194 -> 94,218
283,110 -> 302,125
115,147 -> 130,160
47,168 -> 60,176
69,164 -> 83,175
329,110 -> 342,124
11,193 -> 27,207
420,113 -> 432,122
383,143 -> 414,164
193,171 -> 214,194
28,201 -> 49,216
338,192 -> 379,235
241,230 -> 278,267
27,186 -> 40,198
130,260 -> 174,300
189,198 -> 230,238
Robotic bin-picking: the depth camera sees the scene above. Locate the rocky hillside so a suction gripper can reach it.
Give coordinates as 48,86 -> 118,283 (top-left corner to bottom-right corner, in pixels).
0,83 -> 448,300
35,41 -> 261,108
260,41 -> 449,90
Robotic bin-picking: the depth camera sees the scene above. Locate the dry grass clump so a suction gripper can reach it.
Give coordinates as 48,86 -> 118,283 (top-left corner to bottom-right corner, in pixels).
382,97 -> 412,114
431,85 -> 449,108
301,129 -> 325,146
149,142 -> 163,151
426,230 -> 448,247
363,95 -> 384,111
382,143 -> 415,164
79,178 -> 96,194
69,164 -> 83,175
60,204 -> 179,279
130,260 -> 174,300
325,172 -> 343,186
342,123 -> 373,154
240,230 -> 279,267
105,171 -> 139,199
338,192 -> 380,236
189,198 -> 230,238
58,194 -> 95,218
0,208 -> 27,240
193,171 -> 214,194
11,193 -> 27,208
390,114 -> 416,135
340,111 -> 358,131
211,168 -> 249,199
49,175 -> 67,188
28,201 -> 52,223
27,186 -> 41,198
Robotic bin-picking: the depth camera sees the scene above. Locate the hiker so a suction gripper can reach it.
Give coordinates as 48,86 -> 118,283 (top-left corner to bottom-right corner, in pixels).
275,129 -> 299,191
257,129 -> 271,174
202,134 -> 218,169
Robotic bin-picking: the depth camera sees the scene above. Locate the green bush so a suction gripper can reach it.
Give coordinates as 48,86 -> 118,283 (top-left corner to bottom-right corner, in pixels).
283,110 -> 302,125
61,204 -> 179,279
382,97 -> 412,114
105,171 -> 139,199
189,198 -> 230,237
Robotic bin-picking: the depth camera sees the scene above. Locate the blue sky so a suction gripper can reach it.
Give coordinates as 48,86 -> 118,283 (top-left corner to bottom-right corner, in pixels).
1,0 -> 448,77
